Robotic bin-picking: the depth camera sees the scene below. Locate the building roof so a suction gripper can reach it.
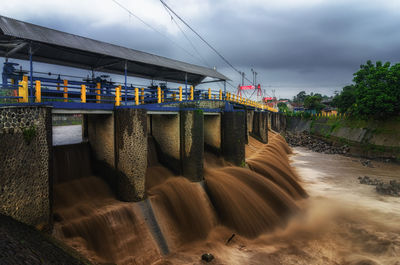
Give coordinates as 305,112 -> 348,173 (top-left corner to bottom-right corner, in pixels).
0,15 -> 228,85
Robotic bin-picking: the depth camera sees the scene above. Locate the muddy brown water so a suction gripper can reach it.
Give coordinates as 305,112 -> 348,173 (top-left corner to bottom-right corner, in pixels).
53,132 -> 400,265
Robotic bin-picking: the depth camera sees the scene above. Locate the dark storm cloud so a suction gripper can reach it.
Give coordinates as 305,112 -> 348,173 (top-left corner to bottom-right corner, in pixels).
198,1 -> 400,72
2,0 -> 400,97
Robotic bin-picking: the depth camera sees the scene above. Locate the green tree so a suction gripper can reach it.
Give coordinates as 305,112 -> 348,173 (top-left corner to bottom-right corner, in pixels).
332,85 -> 356,113
304,95 -> 325,112
352,60 -> 400,119
278,102 -> 289,112
293,91 -> 307,104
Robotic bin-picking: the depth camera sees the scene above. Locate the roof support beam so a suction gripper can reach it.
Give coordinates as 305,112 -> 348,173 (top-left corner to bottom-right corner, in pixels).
5,42 -> 27,57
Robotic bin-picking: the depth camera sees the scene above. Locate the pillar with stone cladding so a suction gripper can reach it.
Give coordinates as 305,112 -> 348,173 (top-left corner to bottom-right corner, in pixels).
114,108 -> 147,201
0,106 -> 52,229
180,110 -> 204,182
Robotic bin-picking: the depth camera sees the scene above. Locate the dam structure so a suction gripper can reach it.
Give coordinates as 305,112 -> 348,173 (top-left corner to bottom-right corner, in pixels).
0,15 -> 285,228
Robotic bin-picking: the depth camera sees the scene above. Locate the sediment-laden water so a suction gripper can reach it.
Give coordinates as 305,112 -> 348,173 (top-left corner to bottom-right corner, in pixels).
53,131 -> 400,264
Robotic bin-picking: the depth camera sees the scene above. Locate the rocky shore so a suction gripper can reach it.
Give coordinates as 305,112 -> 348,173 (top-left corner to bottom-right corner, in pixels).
0,214 -> 91,265
285,131 -> 350,154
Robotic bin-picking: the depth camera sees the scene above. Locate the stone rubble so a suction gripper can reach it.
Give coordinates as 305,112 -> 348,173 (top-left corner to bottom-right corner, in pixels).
358,176 -> 400,197
285,131 -> 350,154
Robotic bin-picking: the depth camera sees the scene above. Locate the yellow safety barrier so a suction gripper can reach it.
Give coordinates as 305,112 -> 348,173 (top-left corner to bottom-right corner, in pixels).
81,84 -> 86,103
63,80 -> 68,102
179,86 -> 182,101
190,86 -> 194,100
18,81 -> 28,103
35,80 -> 41,103
157,86 -> 161,103
96,83 -> 101,103
219,89 -> 222,100
135,87 -> 139,105
115,85 -> 121,106
208,88 -> 211,99
141,88 -> 144,104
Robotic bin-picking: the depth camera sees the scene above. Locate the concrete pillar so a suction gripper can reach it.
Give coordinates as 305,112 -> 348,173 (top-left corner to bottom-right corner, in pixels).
221,111 -> 246,166
246,110 -> 254,144
151,114 -> 181,174
180,110 -> 204,181
251,111 -> 268,143
115,109 -> 147,201
0,106 -> 52,228
204,114 -> 221,154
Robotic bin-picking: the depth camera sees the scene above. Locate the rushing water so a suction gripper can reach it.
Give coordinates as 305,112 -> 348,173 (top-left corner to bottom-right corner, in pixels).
53,131 -> 400,264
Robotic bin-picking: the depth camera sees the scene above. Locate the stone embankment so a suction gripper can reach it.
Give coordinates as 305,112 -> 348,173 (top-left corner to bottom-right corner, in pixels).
358,176 -> 400,197
285,131 -> 350,154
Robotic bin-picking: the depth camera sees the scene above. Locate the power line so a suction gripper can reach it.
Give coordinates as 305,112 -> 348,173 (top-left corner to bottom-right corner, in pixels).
111,0 -> 199,61
159,0 -> 256,85
160,3 -> 210,68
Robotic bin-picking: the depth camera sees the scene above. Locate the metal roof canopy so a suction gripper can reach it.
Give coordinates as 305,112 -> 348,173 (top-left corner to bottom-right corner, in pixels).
0,16 -> 228,85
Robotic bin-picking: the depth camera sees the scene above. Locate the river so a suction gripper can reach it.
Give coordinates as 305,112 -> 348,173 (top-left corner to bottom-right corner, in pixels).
162,146 -> 400,265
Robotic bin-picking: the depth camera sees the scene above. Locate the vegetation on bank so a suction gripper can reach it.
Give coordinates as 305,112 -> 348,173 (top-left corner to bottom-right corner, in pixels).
332,60 -> 400,119
280,60 -> 400,121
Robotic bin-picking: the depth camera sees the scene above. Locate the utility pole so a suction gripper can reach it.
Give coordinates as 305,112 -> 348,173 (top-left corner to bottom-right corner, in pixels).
239,71 -> 245,86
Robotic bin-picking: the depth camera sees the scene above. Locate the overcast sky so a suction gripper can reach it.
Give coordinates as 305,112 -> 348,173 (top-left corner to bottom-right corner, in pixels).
2,0 -> 400,99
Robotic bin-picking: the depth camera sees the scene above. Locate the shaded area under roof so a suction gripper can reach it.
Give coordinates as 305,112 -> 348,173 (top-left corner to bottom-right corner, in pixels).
0,15 -> 228,85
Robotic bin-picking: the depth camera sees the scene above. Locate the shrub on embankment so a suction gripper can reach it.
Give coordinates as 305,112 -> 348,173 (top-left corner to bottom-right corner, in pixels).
286,115 -> 400,161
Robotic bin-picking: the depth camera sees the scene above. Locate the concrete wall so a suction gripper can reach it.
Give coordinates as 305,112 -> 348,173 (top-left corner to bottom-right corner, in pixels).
0,106 -> 52,228
204,114 -> 221,153
221,111 -> 246,166
87,114 -> 115,167
151,114 -> 181,173
180,110 -> 204,181
115,109 -> 147,201
251,111 -> 268,143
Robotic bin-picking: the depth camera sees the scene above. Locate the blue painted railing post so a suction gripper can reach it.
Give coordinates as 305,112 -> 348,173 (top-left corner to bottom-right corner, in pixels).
29,45 -> 33,100
185,72 -> 188,100
224,81 -> 226,100
124,60 -> 127,105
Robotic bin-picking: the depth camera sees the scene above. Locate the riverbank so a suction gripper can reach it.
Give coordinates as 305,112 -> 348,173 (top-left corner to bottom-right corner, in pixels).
286,116 -> 400,161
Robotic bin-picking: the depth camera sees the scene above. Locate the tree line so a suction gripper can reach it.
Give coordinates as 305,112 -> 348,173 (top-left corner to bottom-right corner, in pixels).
332,60 -> 400,119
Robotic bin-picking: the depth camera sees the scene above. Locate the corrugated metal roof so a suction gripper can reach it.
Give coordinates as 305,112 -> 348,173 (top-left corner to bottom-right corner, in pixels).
0,15 -> 228,85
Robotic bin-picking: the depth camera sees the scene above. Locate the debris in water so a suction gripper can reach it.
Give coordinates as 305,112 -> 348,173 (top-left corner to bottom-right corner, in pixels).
226,233 -> 235,245
201,253 -> 214,262
358,176 -> 400,197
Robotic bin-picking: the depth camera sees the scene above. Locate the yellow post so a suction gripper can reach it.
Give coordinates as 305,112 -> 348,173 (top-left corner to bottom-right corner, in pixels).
172,92 -> 176,101
208,88 -> 211,99
162,91 -> 165,103
179,86 -> 182,101
115,85 -> 121,106
63,80 -> 68,102
135,87 -> 139,105
141,87 -> 144,104
35,80 -> 41,103
219,89 -> 222,100
190,86 -> 194,100
18,81 -> 28,103
81,85 -> 86,103
213,95 -> 216,100
96,83 -> 101,103
157,86 -> 161,103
